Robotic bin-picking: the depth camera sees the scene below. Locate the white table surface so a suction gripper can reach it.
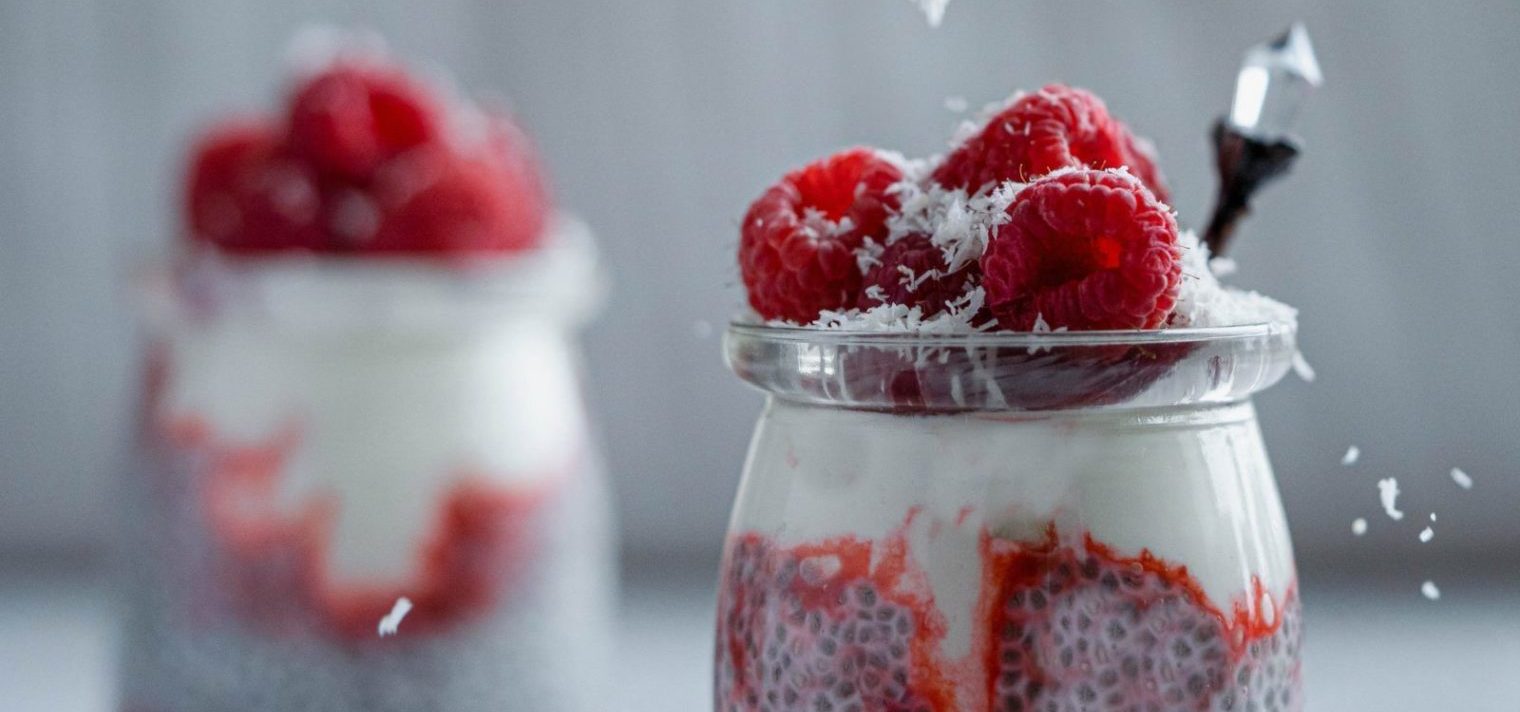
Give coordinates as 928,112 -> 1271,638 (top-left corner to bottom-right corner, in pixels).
3,563 -> 1517,711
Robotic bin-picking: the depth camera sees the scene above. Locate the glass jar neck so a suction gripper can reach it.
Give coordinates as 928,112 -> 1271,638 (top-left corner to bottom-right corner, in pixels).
726,321 -> 1296,415
138,216 -> 602,339
764,395 -> 1259,428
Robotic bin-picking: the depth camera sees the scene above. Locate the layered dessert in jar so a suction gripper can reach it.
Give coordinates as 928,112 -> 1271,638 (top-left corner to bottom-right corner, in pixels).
717,84 -> 1303,711
120,39 -> 613,712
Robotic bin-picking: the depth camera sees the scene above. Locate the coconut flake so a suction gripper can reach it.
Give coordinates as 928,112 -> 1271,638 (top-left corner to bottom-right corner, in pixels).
805,286 -> 992,334
1291,351 -> 1316,383
943,96 -> 969,113
1377,477 -> 1404,521
1418,526 -> 1434,543
1351,518 -> 1367,536
1208,256 -> 1239,277
1450,467 -> 1473,490
1170,229 -> 1298,329
908,0 -> 951,27
1421,581 -> 1441,601
1341,445 -> 1360,466
377,596 -> 413,637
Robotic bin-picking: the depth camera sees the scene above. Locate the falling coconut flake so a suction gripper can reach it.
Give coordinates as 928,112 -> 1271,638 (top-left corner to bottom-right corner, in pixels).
1450,467 -> 1473,490
377,596 -> 413,637
1419,526 -> 1434,543
1351,518 -> 1367,536
1341,445 -> 1360,466
1421,581 -> 1441,601
1208,256 -> 1239,277
1291,351 -> 1316,382
1377,477 -> 1404,521
1430,512 -> 1438,522
909,0 -> 951,27
943,95 -> 969,112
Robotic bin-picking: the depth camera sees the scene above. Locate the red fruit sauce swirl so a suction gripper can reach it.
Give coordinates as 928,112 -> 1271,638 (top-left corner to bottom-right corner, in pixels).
716,521 -> 958,712
716,520 -> 1300,711
160,415 -> 563,641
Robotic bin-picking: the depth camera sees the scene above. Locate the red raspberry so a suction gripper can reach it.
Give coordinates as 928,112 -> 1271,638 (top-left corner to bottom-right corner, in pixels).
184,120 -> 324,253
932,84 -> 1169,202
287,61 -> 442,181
740,148 -> 903,322
980,169 -> 1180,331
856,233 -> 975,316
367,117 -> 549,254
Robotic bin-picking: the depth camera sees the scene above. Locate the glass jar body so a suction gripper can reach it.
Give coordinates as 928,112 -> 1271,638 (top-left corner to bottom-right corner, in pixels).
118,277 -> 614,712
715,398 -> 1300,712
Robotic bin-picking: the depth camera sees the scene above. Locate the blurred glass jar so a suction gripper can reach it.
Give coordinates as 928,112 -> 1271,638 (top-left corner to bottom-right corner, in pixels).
714,323 -> 1303,711
120,218 -> 614,712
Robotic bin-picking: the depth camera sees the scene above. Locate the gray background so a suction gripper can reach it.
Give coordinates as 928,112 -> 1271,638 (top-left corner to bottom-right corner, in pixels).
3,0 -> 1518,588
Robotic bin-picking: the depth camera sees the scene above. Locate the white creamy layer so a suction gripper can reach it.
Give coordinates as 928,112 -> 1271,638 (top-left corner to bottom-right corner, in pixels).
731,400 -> 1295,660
159,292 -> 586,587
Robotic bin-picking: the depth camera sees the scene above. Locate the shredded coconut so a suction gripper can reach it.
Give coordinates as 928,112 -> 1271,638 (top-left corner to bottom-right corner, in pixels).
1340,446 -> 1360,466
1450,467 -> 1473,490
1171,229 -> 1299,330
377,596 -> 413,637
1351,518 -> 1367,536
908,0 -> 951,27
948,92 -> 1027,149
943,96 -> 969,113
1377,477 -> 1404,521
804,287 -> 993,334
1418,526 -> 1434,543
1421,581 -> 1441,601
1291,352 -> 1316,383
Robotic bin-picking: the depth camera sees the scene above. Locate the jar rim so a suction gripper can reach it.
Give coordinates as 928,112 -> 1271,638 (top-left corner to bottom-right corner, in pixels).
724,319 -> 1298,413
728,319 -> 1292,348
135,214 -> 603,335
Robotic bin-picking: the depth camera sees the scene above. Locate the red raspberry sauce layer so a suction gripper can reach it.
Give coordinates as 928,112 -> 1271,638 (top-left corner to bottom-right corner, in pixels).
715,520 -> 958,712
716,523 -> 1300,711
162,416 -> 561,640
978,527 -> 1301,711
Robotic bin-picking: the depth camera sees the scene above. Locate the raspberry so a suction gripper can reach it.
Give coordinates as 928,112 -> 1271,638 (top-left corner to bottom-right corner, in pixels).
983,531 -> 1303,711
980,169 -> 1180,331
361,117 -> 549,254
184,120 -> 324,253
715,533 -> 945,712
933,84 -> 1169,202
856,233 -> 976,316
740,148 -> 903,323
287,61 -> 442,181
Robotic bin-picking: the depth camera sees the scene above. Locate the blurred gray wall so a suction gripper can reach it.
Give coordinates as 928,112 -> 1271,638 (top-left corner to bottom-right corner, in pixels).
3,0 -> 1518,575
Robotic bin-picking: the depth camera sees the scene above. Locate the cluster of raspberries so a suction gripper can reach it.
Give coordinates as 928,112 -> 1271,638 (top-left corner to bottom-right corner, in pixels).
185,54 -> 549,255
739,84 -> 1183,331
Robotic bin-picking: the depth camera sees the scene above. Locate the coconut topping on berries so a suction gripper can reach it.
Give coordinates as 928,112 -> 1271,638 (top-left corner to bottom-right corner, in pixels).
185,43 -> 550,256
737,83 -> 1294,333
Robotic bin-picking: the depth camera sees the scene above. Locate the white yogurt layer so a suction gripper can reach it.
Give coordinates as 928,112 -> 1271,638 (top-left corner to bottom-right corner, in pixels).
152,224 -> 596,588
731,400 -> 1296,660
162,316 -> 585,585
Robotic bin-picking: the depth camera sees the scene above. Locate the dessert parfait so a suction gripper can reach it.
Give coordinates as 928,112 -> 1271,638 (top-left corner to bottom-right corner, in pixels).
120,39 -> 613,712
717,82 -> 1305,711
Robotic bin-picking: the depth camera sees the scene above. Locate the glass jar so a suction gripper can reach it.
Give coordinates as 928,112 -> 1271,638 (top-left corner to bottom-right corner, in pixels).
119,219 -> 614,712
715,322 -> 1302,711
